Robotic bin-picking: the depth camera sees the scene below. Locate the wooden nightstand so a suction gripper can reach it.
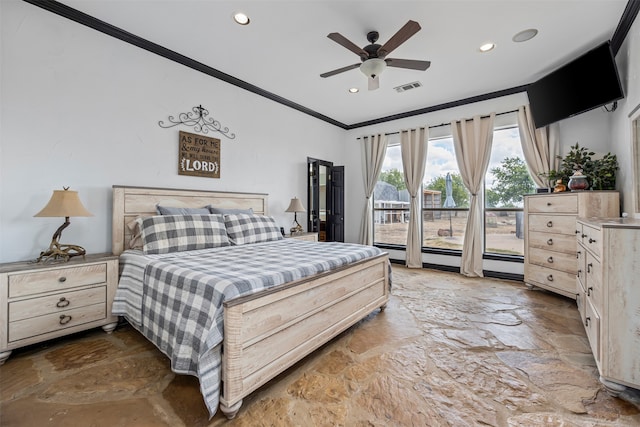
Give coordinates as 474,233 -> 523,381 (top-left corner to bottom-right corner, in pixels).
286,232 -> 318,242
0,253 -> 119,364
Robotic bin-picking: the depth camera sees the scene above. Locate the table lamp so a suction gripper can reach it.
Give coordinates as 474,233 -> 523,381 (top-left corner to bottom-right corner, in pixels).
285,197 -> 306,234
34,187 -> 93,262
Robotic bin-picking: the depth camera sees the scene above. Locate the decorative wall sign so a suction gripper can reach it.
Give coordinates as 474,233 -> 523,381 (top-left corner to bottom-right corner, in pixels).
159,105 -> 236,139
178,131 -> 220,178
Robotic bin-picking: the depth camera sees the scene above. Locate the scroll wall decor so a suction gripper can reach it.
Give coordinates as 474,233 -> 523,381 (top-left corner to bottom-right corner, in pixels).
159,104 -> 236,139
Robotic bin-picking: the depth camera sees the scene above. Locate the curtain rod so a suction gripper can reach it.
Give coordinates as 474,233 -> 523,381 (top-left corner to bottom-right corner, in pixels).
356,108 -> 519,140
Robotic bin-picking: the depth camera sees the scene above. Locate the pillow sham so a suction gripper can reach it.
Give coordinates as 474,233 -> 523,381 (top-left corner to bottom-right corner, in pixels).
126,216 -> 145,250
206,206 -> 254,215
137,214 -> 229,254
224,213 -> 283,245
156,205 -> 211,215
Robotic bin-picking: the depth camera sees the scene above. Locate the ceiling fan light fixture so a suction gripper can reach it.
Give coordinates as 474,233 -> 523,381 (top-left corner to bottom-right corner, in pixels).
512,28 -> 538,43
233,12 -> 250,25
360,58 -> 386,79
348,87 -> 359,93
479,42 -> 496,53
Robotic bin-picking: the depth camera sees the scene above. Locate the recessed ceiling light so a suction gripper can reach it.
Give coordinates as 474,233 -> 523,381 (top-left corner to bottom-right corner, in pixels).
513,28 -> 538,43
348,88 -> 359,93
479,42 -> 496,53
233,12 -> 250,25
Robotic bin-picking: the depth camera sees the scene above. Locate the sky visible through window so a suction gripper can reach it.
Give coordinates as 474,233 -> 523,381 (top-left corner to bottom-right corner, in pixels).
381,126 -> 526,187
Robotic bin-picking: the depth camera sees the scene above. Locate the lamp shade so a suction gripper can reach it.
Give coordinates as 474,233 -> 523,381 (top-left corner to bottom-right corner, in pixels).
285,197 -> 306,213
360,58 -> 386,79
34,189 -> 93,218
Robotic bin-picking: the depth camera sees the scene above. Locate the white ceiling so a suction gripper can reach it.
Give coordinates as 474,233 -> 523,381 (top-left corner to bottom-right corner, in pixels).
59,0 -> 629,127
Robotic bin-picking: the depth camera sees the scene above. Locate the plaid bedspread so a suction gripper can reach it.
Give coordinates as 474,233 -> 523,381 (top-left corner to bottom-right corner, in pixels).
112,239 -> 384,417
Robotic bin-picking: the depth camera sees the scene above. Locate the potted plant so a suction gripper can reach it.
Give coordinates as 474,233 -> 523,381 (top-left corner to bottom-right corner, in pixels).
538,143 -> 618,191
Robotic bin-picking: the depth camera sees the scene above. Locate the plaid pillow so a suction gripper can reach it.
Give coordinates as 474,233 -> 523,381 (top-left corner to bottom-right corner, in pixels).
137,214 -> 229,254
224,214 -> 283,245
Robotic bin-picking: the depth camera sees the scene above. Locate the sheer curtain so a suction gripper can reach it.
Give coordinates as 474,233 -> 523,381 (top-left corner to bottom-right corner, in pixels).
359,134 -> 388,245
400,127 -> 429,268
517,105 -> 560,188
451,114 -> 495,277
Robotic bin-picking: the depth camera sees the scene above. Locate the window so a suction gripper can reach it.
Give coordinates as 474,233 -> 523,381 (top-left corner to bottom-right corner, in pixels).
373,144 -> 408,245
422,137 -> 469,250
484,126 -> 534,256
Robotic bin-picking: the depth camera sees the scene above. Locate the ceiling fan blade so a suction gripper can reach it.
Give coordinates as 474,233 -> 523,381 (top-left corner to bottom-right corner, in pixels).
320,63 -> 361,78
377,20 -> 421,57
368,76 -> 380,91
385,58 -> 431,71
327,32 -> 369,59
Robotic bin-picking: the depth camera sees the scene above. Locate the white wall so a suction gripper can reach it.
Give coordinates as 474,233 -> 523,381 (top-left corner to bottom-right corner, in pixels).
0,1 -> 344,263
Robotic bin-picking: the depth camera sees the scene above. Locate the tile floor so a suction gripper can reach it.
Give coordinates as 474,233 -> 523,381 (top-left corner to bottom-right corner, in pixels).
1,266 -> 639,426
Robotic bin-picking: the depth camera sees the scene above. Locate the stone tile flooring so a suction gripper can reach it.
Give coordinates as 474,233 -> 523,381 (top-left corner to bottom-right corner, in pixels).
1,266 -> 639,426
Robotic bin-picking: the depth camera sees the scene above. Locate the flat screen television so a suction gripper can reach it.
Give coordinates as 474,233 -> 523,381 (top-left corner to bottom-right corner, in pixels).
527,41 -> 624,129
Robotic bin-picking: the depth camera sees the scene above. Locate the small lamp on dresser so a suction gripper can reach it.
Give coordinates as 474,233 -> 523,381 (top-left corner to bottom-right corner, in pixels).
34,186 -> 93,263
285,197 -> 306,234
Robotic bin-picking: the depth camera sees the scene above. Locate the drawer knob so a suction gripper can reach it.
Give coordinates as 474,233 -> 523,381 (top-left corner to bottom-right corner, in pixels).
547,221 -> 553,228
547,238 -> 553,246
547,274 -> 554,282
581,234 -> 587,238
576,250 -> 581,259
547,202 -> 552,206
58,277 -> 67,283
577,269 -> 581,278
547,256 -> 554,264
575,230 -> 580,234
59,314 -> 72,325
589,238 -> 596,244
588,286 -> 593,296
587,263 -> 592,273
585,316 -> 591,327
56,297 -> 70,308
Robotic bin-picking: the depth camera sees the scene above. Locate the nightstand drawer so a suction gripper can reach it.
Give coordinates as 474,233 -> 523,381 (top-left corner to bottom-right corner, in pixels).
8,264 -> 107,298
9,302 -> 106,343
9,286 -> 106,322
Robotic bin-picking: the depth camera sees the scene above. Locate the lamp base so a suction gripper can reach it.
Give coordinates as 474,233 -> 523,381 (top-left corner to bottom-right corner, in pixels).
37,242 -> 86,263
36,219 -> 86,263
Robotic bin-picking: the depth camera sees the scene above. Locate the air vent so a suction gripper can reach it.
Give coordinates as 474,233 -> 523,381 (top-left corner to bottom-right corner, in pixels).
394,81 -> 422,93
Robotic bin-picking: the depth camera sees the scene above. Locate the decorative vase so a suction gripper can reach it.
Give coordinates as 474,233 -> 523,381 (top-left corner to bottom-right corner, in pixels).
568,170 -> 589,191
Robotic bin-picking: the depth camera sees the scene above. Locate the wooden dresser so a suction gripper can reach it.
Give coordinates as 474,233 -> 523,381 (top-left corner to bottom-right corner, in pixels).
523,192 -> 619,298
0,253 -> 119,364
576,217 -> 640,395
286,232 -> 318,242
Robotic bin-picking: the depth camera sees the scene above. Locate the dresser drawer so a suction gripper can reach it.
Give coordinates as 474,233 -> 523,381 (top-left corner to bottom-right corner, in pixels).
584,252 -> 603,313
528,231 -> 577,254
527,195 -> 578,214
8,303 -> 106,343
580,224 -> 603,258
528,247 -> 577,274
583,296 -> 601,365
9,286 -> 106,322
525,264 -> 576,295
528,214 -> 578,235
8,264 -> 107,298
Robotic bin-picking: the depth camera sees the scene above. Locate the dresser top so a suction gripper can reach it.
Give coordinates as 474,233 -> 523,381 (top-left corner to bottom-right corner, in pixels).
577,217 -> 640,228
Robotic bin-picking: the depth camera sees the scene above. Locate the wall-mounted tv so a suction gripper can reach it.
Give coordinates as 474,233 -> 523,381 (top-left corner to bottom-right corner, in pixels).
527,41 -> 624,129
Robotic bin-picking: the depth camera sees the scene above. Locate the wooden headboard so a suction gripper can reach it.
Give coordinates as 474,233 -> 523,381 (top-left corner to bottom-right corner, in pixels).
112,185 -> 269,255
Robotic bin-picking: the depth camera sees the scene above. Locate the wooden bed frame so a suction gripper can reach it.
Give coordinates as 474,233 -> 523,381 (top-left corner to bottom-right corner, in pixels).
111,185 -> 390,419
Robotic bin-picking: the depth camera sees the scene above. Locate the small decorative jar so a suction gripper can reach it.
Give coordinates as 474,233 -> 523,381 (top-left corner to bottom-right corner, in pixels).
568,170 -> 589,191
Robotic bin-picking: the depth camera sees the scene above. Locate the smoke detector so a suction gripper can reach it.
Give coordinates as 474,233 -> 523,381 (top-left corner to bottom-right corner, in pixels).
394,81 -> 422,93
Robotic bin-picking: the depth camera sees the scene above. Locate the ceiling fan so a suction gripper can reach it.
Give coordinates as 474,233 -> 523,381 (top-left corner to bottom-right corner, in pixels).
320,20 -> 431,91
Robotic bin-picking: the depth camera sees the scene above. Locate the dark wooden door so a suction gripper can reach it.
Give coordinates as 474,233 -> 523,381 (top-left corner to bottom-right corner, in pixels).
330,166 -> 345,242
